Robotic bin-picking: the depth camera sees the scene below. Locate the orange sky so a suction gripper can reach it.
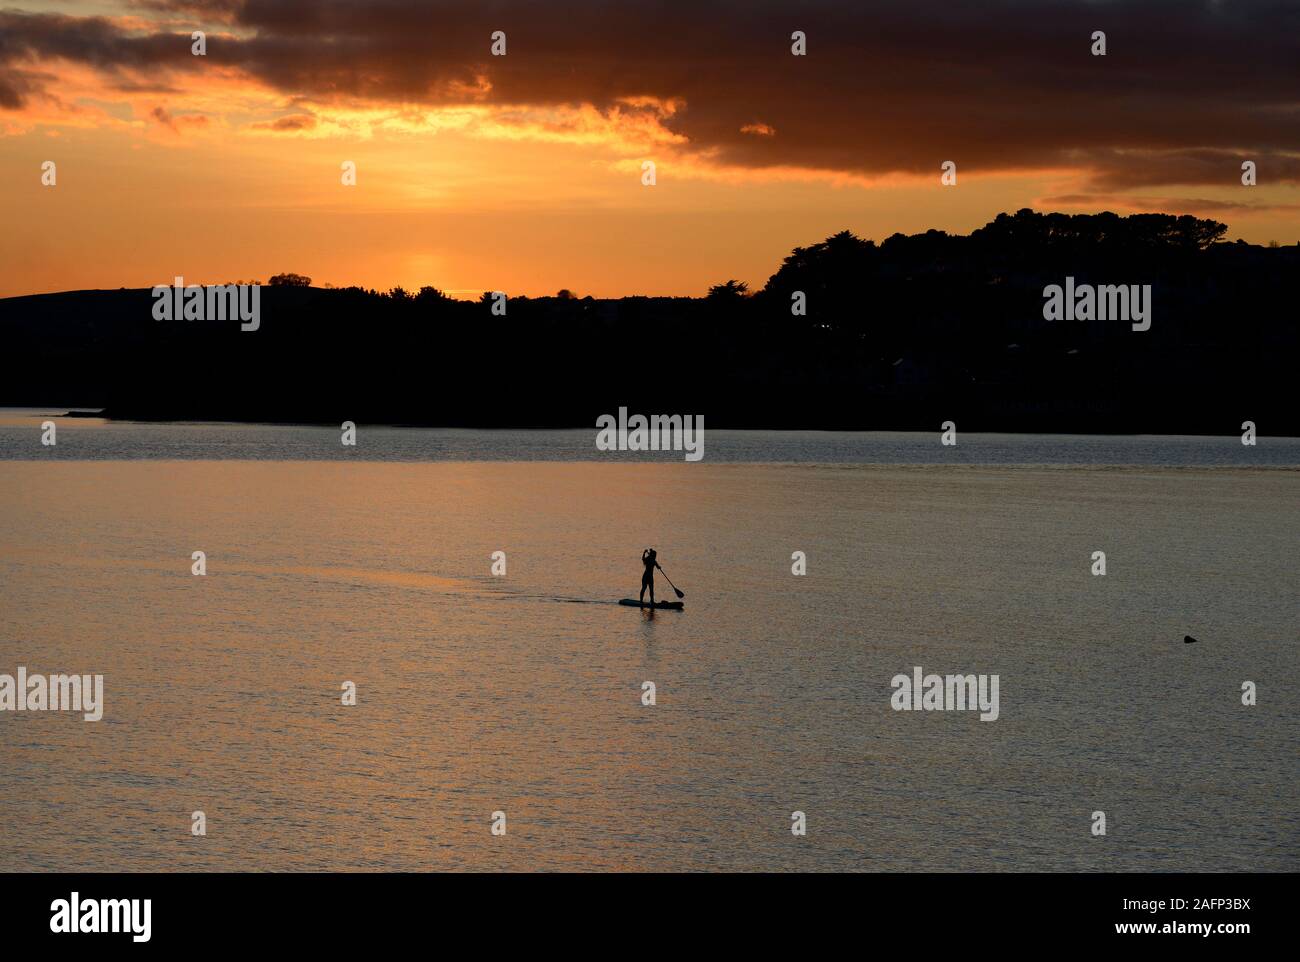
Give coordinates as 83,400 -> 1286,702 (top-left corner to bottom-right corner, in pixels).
2,0 -> 1296,298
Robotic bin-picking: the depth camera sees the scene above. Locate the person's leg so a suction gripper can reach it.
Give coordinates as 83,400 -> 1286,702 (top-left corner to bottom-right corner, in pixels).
640,575 -> 648,605
649,578 -> 655,606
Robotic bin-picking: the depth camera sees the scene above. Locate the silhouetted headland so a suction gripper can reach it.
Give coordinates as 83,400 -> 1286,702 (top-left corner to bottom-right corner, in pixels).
2,210 -> 1296,434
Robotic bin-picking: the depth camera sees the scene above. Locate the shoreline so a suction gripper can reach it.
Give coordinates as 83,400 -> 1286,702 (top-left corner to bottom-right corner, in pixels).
7,409 -> 1299,440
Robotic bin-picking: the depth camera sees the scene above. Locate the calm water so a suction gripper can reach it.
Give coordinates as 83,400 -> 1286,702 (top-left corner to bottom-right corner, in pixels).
3,409 -> 1300,465
0,413 -> 1296,871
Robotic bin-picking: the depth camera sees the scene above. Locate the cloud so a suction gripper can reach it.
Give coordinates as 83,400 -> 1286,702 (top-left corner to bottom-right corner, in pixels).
251,112 -> 317,132
0,67 -> 49,109
126,0 -> 243,18
1041,193 -> 1300,215
2,0 -> 1297,192
150,103 -> 207,131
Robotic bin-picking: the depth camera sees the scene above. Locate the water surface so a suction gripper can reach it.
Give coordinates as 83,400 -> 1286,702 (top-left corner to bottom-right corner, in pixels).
2,409 -> 1297,466
0,418 -> 1295,870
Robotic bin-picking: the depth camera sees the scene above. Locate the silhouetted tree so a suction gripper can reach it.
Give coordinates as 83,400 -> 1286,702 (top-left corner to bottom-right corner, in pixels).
706,279 -> 749,301
2,210 -> 1289,434
268,272 -> 311,286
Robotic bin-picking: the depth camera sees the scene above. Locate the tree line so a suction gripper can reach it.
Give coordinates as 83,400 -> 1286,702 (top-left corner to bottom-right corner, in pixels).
1,210 -> 1294,434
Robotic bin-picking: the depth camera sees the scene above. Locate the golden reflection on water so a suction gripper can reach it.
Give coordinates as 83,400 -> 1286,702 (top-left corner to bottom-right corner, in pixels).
0,461 -> 1296,871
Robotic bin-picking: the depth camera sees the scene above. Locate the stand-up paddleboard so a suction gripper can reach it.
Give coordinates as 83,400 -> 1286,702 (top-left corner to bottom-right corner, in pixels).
618,599 -> 684,611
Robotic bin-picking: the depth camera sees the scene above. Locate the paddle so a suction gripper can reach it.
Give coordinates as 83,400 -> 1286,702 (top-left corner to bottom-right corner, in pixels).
657,565 -> 685,599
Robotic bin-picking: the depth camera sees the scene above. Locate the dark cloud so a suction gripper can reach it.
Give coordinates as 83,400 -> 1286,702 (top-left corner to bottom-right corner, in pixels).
0,11 -> 196,74
251,112 -> 316,131
127,0 -> 243,14
110,81 -> 185,94
0,67 -> 52,109
1072,148 -> 1300,191
1042,193 -> 1300,214
150,103 -> 207,130
2,0 -> 1298,190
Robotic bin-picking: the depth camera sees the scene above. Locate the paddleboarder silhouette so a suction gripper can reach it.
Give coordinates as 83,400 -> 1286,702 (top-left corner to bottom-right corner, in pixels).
640,548 -> 661,607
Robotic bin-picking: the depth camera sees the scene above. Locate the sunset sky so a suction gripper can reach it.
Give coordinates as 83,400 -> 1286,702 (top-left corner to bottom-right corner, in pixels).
2,0 -> 1297,298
